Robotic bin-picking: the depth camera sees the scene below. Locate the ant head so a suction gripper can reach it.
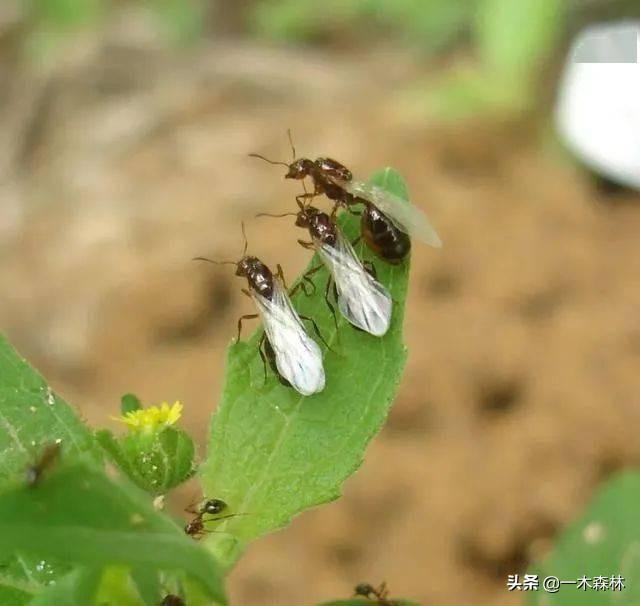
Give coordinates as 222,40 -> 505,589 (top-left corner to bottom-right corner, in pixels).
285,158 -> 313,180
184,519 -> 201,535
203,498 -> 227,515
295,204 -> 320,228
235,255 -> 261,278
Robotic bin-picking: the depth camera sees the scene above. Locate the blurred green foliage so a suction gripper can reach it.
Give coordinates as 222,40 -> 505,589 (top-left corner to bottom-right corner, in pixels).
250,0 -> 566,119
250,0 -> 474,51
23,0 -> 204,45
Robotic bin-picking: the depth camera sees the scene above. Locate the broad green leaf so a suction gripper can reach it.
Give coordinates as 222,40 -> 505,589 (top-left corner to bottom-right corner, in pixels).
528,472 -> 640,605
0,335 -> 98,487
201,168 -> 413,567
29,567 -> 100,606
476,0 -> 564,78
130,567 -> 160,606
0,554 -> 71,606
0,462 -> 226,605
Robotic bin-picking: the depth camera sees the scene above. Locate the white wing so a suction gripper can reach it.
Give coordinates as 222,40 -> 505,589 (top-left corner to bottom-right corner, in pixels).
342,179 -> 442,248
317,229 -> 392,337
252,280 -> 325,396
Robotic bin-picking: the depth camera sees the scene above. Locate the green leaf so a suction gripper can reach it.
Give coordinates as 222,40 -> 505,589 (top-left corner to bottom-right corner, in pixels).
476,0 -> 564,79
130,566 -> 160,606
0,335 -> 98,487
0,462 -> 226,605
29,567 -> 100,606
200,168 -> 412,567
527,472 -> 640,605
0,554 -> 71,606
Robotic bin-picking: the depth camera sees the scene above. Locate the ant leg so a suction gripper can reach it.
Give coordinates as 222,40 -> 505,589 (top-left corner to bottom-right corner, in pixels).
236,314 -> 258,343
295,192 -> 319,207
301,275 -> 316,295
345,206 -> 361,217
299,315 -> 332,351
258,333 -> 268,385
351,235 -> 362,248
324,275 -> 338,332
362,260 -> 377,280
290,264 -> 323,297
275,264 -> 288,290
297,239 -> 315,250
241,288 -> 252,298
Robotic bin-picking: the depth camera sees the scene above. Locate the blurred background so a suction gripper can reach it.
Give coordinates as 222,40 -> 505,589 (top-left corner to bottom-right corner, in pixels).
1,0 -> 640,604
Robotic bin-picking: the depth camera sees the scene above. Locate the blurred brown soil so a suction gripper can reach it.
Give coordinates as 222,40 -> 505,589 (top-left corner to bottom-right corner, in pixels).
1,27 -> 640,606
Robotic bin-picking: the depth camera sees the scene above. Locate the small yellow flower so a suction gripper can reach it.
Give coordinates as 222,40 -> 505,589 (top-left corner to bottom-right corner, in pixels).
116,401 -> 183,433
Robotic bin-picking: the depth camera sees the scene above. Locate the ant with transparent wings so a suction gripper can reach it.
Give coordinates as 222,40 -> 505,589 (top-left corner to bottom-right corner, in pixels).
250,132 -> 441,264
194,224 -> 327,396
258,202 -> 392,337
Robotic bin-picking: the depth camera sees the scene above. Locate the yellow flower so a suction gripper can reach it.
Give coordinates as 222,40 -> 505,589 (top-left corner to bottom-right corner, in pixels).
116,401 -> 183,433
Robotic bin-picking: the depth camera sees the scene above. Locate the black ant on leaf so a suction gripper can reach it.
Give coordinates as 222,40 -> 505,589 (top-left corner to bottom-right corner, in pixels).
354,581 -> 398,605
184,497 -> 247,540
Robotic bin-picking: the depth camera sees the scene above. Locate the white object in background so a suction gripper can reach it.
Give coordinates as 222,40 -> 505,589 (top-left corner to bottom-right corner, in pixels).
556,21 -> 640,190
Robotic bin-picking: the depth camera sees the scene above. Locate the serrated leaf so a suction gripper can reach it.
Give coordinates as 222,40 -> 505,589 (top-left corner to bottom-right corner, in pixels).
527,472 -> 640,605
0,462 -> 226,605
0,335 -> 98,487
200,168 -> 412,567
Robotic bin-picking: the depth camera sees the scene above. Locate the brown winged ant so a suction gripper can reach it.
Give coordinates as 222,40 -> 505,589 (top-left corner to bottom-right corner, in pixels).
249,133 -> 441,264
193,223 -> 327,396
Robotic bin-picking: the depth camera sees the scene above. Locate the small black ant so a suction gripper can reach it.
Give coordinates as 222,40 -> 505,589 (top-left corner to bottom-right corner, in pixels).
159,594 -> 185,606
354,581 -> 395,605
26,441 -> 61,487
184,498 -> 247,540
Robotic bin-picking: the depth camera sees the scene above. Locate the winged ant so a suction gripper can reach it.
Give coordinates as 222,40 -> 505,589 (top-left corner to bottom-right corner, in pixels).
257,202 -> 392,337
249,133 -> 441,265
193,223 -> 326,396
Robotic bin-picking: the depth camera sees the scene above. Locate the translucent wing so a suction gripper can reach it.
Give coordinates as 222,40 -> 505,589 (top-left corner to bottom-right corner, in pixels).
252,280 -> 325,396
342,179 -> 442,247
317,229 -> 392,337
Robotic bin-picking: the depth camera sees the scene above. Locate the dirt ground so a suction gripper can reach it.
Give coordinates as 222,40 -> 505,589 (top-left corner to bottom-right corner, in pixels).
1,23 -> 640,606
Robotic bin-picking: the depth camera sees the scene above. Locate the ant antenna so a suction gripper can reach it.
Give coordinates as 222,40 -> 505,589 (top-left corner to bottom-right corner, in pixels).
287,129 -> 296,160
248,153 -> 289,168
286,130 -> 310,200
240,221 -> 248,257
192,257 -> 236,266
255,211 -> 297,219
